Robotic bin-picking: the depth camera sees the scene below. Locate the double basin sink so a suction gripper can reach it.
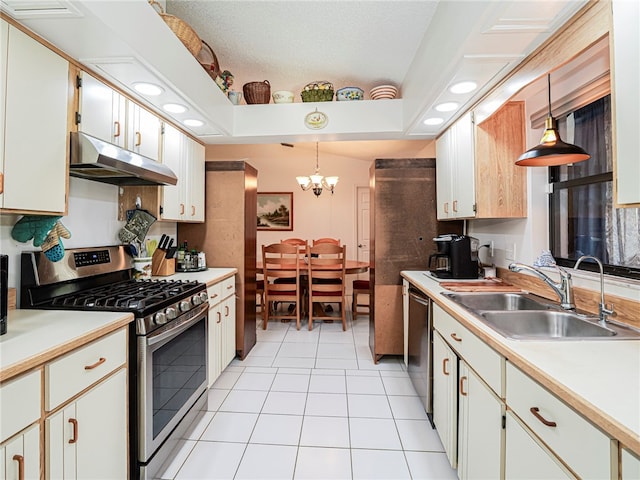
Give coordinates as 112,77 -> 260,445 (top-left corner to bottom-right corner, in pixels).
442,292 -> 640,341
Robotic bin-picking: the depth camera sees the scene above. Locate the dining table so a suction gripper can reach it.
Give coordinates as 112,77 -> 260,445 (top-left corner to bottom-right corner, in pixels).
256,259 -> 369,275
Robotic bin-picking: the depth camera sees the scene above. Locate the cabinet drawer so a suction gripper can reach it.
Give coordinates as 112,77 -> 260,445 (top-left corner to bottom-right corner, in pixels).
0,369 -> 40,443
208,276 -> 235,308
506,362 -> 612,479
433,303 -> 502,395
46,329 -> 127,411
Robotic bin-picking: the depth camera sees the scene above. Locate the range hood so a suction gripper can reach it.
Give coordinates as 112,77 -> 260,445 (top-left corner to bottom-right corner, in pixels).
69,131 -> 178,186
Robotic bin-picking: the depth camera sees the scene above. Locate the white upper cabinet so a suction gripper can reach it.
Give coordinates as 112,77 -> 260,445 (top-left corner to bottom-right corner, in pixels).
77,72 -> 126,148
78,72 -> 161,161
436,112 -> 476,220
611,0 -> 640,207
1,20 -> 69,214
160,123 -> 205,222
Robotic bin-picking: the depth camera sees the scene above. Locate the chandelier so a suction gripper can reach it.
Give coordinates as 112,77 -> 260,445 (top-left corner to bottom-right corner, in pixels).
296,142 -> 339,197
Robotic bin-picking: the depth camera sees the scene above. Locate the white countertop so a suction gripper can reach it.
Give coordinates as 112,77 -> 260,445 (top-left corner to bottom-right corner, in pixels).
153,267 -> 237,286
0,309 -> 134,382
401,270 -> 640,455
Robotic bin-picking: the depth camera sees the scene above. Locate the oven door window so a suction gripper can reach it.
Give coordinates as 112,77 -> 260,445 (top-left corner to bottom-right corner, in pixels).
151,319 -> 206,439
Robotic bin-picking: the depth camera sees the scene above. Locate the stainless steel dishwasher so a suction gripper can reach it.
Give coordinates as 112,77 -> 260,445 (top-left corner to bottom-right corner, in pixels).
407,285 -> 434,427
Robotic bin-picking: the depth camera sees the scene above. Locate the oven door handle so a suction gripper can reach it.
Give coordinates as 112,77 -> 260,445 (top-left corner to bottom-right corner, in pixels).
146,303 -> 208,347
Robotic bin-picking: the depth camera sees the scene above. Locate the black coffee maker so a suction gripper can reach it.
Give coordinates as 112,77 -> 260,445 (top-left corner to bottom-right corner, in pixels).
430,235 -> 479,279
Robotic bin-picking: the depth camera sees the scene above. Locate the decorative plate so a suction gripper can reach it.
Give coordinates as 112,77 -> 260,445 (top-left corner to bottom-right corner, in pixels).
304,109 -> 329,129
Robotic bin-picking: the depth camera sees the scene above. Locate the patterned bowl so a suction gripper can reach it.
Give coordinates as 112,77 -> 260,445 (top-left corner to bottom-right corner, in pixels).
273,90 -> 294,103
336,87 -> 364,101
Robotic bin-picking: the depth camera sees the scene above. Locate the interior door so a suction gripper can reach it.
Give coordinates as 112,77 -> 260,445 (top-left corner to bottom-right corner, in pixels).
356,186 -> 370,281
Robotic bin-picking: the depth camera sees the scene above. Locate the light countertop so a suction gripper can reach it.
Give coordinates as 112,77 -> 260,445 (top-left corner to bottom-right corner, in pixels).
401,270 -> 640,456
153,267 -> 237,286
0,309 -> 134,382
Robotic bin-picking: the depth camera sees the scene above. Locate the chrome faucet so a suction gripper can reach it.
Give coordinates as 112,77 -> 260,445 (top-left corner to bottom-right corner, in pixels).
508,262 -> 576,310
574,255 -> 615,326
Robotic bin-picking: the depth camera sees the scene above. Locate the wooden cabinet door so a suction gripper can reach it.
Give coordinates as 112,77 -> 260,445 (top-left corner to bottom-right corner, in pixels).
208,303 -> 223,387
2,24 -> 68,213
78,72 -> 126,148
452,112 -> 476,218
432,332 -> 458,468
458,361 -> 503,480
128,103 -> 161,161
160,123 -> 187,221
436,128 -> 453,220
504,411 -> 574,479
2,423 -> 40,480
46,370 -> 127,479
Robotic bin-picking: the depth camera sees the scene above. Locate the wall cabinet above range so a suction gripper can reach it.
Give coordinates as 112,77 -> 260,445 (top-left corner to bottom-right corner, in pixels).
77,72 -> 161,161
0,19 -> 69,215
436,102 -> 527,221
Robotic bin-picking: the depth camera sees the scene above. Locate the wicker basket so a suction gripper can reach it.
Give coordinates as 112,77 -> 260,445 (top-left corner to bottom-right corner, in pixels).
301,81 -> 334,102
196,40 -> 221,80
243,80 -> 271,104
149,0 -> 202,57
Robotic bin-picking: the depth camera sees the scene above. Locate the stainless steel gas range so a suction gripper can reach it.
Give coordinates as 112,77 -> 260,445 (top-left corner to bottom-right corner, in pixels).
20,246 -> 209,479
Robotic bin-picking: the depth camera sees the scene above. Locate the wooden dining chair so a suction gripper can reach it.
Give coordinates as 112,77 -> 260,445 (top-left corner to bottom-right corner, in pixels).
312,238 -> 340,246
352,279 -> 370,320
262,243 -> 303,330
306,243 -> 347,331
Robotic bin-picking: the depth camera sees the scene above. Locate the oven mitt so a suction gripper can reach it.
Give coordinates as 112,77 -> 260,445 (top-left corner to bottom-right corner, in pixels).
118,209 -> 157,244
11,215 -> 71,262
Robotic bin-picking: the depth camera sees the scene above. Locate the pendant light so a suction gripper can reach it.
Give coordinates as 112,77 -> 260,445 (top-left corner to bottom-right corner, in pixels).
516,74 -> 590,167
296,142 -> 339,197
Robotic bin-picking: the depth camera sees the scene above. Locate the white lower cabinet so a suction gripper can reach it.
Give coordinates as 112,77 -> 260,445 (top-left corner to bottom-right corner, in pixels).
458,361 -> 503,480
505,411 -> 574,479
208,276 -> 237,386
432,331 -> 458,468
46,369 -> 127,479
1,423 -> 40,480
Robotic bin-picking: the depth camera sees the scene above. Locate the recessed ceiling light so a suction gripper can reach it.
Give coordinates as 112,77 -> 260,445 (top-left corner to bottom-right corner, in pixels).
435,102 -> 459,112
163,103 -> 188,113
423,117 -> 444,126
184,119 -> 204,127
133,82 -> 164,96
449,81 -> 477,94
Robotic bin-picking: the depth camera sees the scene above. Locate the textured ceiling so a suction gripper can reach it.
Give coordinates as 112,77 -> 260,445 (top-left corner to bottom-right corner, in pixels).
166,0 -> 439,99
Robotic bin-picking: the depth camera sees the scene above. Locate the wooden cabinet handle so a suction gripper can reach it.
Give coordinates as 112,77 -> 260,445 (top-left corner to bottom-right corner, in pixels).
224,305 -> 229,316
453,200 -> 458,212
226,285 -> 233,291
442,357 -> 449,376
135,131 -> 142,146
191,205 -> 196,216
459,376 -> 468,396
12,455 -> 24,480
68,418 -> 78,444
84,357 -> 106,370
450,333 -> 462,342
114,121 -> 121,137
180,203 -> 185,215
530,407 -> 557,427
444,202 -> 449,214
217,311 -> 222,324
0,172 -> 4,194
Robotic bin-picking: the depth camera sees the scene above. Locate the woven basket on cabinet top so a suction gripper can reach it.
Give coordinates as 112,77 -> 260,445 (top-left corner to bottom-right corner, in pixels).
196,40 -> 221,80
243,80 -> 271,104
149,0 -> 202,57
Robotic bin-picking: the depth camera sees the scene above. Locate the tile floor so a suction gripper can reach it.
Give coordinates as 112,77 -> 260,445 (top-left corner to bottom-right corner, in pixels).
158,310 -> 458,480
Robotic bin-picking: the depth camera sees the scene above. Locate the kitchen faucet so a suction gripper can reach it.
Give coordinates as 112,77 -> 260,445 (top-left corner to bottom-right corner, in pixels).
574,255 -> 615,326
508,262 -> 576,310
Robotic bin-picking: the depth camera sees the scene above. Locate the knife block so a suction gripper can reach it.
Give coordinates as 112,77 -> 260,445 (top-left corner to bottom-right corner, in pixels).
151,249 -> 176,276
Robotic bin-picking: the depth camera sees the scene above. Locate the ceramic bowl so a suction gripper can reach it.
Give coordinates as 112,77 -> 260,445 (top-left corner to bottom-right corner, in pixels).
336,87 -> 364,101
370,84 -> 398,100
272,90 -> 294,103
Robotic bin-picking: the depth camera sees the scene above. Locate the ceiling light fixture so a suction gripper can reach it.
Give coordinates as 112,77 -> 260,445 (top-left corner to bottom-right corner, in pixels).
423,117 -> 444,126
183,119 -> 204,127
163,103 -> 188,113
133,82 -> 163,96
296,142 -> 338,197
516,74 -> 590,167
450,81 -> 477,94
435,102 -> 459,112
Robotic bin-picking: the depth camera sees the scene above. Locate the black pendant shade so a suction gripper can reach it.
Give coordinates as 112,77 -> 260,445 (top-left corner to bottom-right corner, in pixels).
516,74 -> 591,167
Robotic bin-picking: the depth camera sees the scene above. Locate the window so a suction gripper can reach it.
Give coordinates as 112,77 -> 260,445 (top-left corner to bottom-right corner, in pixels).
549,95 -> 640,279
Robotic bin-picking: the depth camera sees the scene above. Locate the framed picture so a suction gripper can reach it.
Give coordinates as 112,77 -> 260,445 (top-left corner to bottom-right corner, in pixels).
257,192 -> 293,231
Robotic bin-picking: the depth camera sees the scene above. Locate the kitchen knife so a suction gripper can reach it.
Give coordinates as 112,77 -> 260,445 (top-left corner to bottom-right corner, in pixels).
165,238 -> 174,257
166,246 -> 177,259
159,234 -> 168,250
